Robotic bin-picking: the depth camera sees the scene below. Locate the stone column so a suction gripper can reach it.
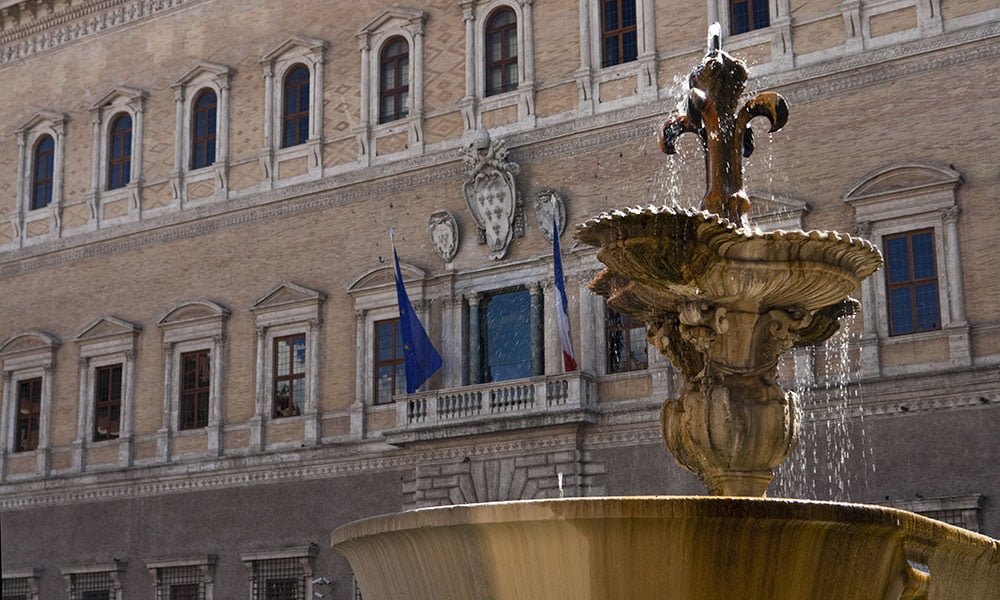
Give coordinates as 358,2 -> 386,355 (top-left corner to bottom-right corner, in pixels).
88,114 -> 102,228
0,370 -> 11,481
37,364 -> 53,475
841,0 -> 864,53
308,54 -> 326,173
542,280 -> 560,374
259,63 -> 275,187
521,0 -> 536,84
638,0 -> 658,96
410,27 -> 426,152
208,334 -> 225,456
529,282 -> 544,377
132,102 -> 145,190
440,298 -> 462,388
171,87 -> 185,205
51,124 -> 66,237
854,221 -> 880,378
577,277 -> 598,374
941,206 -> 966,325
14,136 -> 25,216
575,0 -> 593,111
251,326 -> 268,450
119,349 -> 137,467
157,342 -> 173,462
356,38 -> 372,164
467,293 -> 482,385
74,357 -> 89,472
350,310 -> 366,439
459,1 -> 477,131
304,319 -> 322,445
217,77 -> 232,195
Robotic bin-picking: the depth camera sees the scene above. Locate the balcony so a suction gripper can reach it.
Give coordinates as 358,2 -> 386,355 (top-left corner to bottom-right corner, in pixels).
384,372 -> 598,445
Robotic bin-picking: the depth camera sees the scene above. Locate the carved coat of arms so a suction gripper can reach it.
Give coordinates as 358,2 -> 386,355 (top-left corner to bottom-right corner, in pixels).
428,210 -> 459,263
535,189 -> 566,242
461,133 -> 521,260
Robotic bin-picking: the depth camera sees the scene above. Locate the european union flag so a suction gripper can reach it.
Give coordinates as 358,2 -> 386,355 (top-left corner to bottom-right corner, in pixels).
393,243 -> 443,394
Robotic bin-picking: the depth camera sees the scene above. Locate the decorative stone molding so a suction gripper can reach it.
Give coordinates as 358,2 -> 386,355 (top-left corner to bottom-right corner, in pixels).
156,301 -> 231,462
534,188 -> 566,242
11,110 -> 67,249
259,36 -> 328,188
0,330 -> 60,481
250,283 -> 326,449
428,210 -> 459,263
87,86 -> 147,227
0,567 -> 43,600
458,0 -> 537,133
461,132 -> 521,259
356,7 -> 427,163
61,560 -> 127,600
146,555 -> 216,600
73,316 -> 141,470
169,62 -> 233,208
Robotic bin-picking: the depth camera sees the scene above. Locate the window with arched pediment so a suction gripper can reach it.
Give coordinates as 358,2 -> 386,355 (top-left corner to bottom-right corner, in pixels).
379,37 -> 410,124
107,113 -> 133,190
190,88 -> 218,169
30,135 -> 55,210
282,64 -> 310,148
485,7 -> 518,96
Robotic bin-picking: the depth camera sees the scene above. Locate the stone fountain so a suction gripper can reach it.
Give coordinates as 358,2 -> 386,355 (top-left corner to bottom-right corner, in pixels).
332,30 -> 1000,600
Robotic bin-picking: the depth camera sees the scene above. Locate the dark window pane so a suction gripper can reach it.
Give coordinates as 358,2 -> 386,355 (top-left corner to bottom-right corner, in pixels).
885,237 -> 911,283
732,2 -> 750,35
282,65 -> 310,148
889,287 -> 914,335
374,319 -> 405,403
752,0 -> 770,28
622,30 -> 638,62
603,37 -> 620,67
602,1 -> 619,32
621,0 -> 637,26
273,334 -> 306,418
911,232 -> 936,279
31,135 -> 55,209
107,113 -> 132,190
915,283 -> 940,331
481,289 -> 532,382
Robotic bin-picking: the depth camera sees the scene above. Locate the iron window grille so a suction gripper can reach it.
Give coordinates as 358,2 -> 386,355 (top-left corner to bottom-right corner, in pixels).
272,334 -> 306,418
30,135 -> 55,210
69,572 -> 113,600
373,318 -> 405,404
379,37 -> 410,123
106,113 -> 132,190
155,566 -> 204,600
600,0 -> 637,67
282,65 -> 310,148
730,0 -> 770,35
191,89 -> 218,169
605,308 -> 648,373
93,364 -> 123,442
1,576 -> 30,600
251,559 -> 304,600
484,8 -> 518,96
884,229 -> 941,336
179,349 -> 211,430
15,377 -> 42,452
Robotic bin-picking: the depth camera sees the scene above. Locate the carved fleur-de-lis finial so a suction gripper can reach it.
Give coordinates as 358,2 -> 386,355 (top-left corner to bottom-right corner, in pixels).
658,24 -> 788,227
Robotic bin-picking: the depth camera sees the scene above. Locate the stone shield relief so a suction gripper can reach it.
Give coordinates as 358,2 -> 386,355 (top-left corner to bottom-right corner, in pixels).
535,189 -> 566,242
462,135 -> 521,260
428,210 -> 459,263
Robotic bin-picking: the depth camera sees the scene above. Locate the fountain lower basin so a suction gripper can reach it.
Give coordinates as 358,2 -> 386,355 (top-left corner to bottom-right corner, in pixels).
332,497 -> 999,600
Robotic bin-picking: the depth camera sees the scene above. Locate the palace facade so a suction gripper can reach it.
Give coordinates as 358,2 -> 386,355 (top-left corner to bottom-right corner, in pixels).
2,0 -> 999,598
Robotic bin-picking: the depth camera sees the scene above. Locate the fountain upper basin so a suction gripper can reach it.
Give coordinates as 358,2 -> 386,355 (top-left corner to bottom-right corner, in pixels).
332,497 -> 1000,600
577,206 -> 882,317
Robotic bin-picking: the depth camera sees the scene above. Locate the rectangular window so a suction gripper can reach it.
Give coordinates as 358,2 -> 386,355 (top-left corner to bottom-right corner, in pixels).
730,0 -> 770,35
179,349 -> 211,430
884,229 -> 941,336
600,0 -> 638,67
153,565 -> 205,600
606,308 -> 648,373
481,289 -> 532,383
251,559 -> 305,600
273,334 -> 306,418
69,572 -> 114,600
15,377 -> 42,452
374,319 -> 406,404
93,364 -> 123,442
1,577 -> 30,600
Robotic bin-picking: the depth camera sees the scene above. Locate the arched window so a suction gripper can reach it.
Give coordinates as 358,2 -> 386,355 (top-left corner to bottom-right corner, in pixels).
107,113 -> 132,190
282,64 -> 310,148
31,135 -> 55,210
485,7 -> 518,96
730,0 -> 770,35
191,89 -> 218,169
379,37 -> 410,124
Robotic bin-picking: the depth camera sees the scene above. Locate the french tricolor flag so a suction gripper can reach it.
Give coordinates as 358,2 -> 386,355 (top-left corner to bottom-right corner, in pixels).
552,217 -> 577,372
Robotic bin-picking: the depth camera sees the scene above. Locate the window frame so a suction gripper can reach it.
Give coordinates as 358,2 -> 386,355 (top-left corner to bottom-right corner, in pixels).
88,87 -> 146,225
170,62 -> 233,208
578,0 -> 657,113
250,283 -> 325,449
0,569 -> 43,600
190,89 -> 219,170
61,561 -> 126,600
599,0 -> 639,68
146,555 -> 217,600
372,318 -> 406,405
728,0 -> 771,35
179,349 -> 211,430
357,8 -> 427,162
0,330 -> 59,479
14,376 -> 43,453
30,135 -> 56,211
845,162 -> 969,378
106,112 -> 133,191
604,307 -> 648,374
378,37 -> 410,124
157,300 -> 229,462
478,287 -> 536,384
272,333 -> 307,419
883,228 -> 942,337
92,362 -> 124,443
281,64 -> 312,148
12,111 -> 67,249
240,545 -> 318,600
74,316 -> 141,470
484,7 -> 519,97
260,37 -> 327,186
